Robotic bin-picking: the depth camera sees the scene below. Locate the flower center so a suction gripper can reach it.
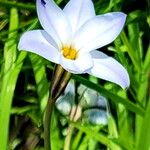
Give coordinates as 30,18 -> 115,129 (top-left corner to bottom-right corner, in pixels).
61,46 -> 77,60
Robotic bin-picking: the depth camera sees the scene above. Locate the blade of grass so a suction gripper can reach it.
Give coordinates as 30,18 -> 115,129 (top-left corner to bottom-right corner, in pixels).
128,23 -> 143,63
120,31 -> 141,72
143,44 -> 150,72
0,8 -> 21,150
0,19 -> 37,38
0,15 -> 38,150
117,104 -> 133,150
135,44 -> 150,144
137,98 -> 150,150
72,75 -> 144,116
108,115 -> 122,150
51,110 -> 63,150
29,54 -> 49,113
72,131 -> 83,150
71,122 -> 120,149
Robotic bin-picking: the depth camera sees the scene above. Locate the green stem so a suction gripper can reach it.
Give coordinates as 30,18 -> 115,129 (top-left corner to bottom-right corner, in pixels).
44,65 -> 71,150
64,105 -> 82,150
63,126 -> 74,150
44,97 -> 56,150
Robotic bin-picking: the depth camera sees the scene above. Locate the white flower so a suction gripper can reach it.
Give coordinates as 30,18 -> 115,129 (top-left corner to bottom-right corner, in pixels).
18,0 -> 130,89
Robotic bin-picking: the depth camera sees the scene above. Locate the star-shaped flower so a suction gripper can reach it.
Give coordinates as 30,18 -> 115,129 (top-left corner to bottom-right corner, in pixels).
18,0 -> 130,89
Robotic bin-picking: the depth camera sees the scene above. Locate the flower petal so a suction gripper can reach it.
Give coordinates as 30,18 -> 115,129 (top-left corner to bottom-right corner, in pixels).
18,30 -> 60,63
56,93 -> 73,115
87,51 -> 130,89
60,52 -> 93,74
63,0 -> 95,34
64,80 -> 75,95
78,84 -> 108,109
73,12 -> 126,52
37,0 -> 72,46
56,80 -> 75,115
83,109 -> 108,125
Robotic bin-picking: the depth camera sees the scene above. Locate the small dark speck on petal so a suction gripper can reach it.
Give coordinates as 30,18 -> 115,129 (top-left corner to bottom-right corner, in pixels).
41,0 -> 46,6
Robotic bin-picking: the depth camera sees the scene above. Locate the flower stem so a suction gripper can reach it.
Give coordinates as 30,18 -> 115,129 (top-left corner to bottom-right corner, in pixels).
63,126 -> 74,150
63,105 -> 82,150
44,65 -> 71,150
44,97 -> 56,150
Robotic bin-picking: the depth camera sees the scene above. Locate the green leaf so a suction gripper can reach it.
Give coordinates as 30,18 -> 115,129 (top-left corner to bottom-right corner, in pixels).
143,44 -> 150,72
73,75 -> 145,116
72,131 -> 83,150
51,110 -> 63,150
108,115 -> 122,150
29,54 -> 49,113
0,8 -> 21,150
117,104 -> 134,150
0,13 -> 38,150
120,31 -> 141,72
72,122 -> 119,148
137,99 -> 150,150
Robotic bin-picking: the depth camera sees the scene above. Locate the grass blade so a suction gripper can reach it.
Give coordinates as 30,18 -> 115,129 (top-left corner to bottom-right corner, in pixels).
73,75 -> 144,116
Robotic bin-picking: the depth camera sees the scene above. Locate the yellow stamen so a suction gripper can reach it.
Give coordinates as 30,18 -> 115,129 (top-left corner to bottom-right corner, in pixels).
62,46 -> 77,60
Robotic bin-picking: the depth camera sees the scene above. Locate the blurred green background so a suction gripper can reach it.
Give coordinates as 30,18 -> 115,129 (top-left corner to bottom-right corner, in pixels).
0,0 -> 149,150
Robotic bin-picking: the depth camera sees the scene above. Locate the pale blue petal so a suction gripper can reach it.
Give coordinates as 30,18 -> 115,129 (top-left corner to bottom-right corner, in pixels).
37,0 -> 72,46
60,52 -> 93,74
18,30 -> 60,63
73,12 -> 126,52
56,80 -> 75,115
63,0 -> 95,34
87,51 -> 130,89
78,84 -> 108,108
64,80 -> 75,95
56,93 -> 73,115
83,109 -> 108,125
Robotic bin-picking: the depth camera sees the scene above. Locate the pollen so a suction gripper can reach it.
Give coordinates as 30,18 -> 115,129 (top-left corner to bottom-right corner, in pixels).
62,46 -> 77,60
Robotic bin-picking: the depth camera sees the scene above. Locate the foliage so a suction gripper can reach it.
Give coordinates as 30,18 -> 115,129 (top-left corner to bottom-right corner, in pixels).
0,0 -> 149,150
